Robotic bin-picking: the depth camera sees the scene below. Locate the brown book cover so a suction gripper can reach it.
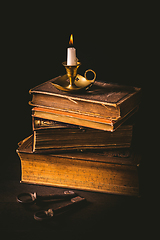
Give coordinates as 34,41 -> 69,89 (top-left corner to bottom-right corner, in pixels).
32,105 -> 138,132
32,117 -> 133,153
29,77 -> 141,121
17,135 -> 141,196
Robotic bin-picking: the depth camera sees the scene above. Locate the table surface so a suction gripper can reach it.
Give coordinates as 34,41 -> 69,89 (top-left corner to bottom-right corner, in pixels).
0,151 -> 154,239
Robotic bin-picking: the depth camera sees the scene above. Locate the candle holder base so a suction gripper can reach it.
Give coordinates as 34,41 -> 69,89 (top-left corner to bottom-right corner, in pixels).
51,74 -> 95,92
51,62 -> 96,92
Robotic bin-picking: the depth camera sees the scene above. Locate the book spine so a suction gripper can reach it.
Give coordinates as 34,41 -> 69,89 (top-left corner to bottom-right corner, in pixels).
32,116 -> 79,131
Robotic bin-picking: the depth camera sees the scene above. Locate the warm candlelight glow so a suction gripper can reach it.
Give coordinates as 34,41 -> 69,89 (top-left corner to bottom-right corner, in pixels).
69,34 -> 73,45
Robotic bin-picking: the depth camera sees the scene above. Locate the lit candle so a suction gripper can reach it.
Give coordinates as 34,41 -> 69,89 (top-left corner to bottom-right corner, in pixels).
67,34 -> 77,65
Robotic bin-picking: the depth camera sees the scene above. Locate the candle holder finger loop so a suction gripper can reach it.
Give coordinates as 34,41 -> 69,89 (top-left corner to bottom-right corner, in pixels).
84,69 -> 96,82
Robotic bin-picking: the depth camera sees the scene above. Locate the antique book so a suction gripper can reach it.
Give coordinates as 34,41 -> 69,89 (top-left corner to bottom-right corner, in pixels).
32,117 -> 133,153
32,105 -> 138,132
29,77 -> 141,121
17,135 -> 141,196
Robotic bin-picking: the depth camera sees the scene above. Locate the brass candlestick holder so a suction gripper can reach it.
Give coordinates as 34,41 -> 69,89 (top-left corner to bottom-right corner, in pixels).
51,61 -> 96,92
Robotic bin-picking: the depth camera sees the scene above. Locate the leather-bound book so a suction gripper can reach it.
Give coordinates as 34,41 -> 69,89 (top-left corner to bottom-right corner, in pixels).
17,135 -> 141,197
32,117 -> 133,153
32,105 -> 138,131
29,77 -> 141,131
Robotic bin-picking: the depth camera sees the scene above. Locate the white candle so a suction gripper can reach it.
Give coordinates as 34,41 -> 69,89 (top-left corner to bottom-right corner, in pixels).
67,47 -> 77,65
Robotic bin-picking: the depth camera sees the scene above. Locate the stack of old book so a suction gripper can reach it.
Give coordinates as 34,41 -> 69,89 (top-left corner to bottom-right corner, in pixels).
17,77 -> 141,196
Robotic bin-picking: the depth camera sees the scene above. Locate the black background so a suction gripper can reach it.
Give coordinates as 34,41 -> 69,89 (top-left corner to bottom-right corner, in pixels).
0,3 -> 157,237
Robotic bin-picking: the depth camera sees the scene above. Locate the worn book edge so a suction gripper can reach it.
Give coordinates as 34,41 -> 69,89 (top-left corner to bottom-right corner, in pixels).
29,77 -> 141,106
17,135 -> 141,167
32,105 -> 139,132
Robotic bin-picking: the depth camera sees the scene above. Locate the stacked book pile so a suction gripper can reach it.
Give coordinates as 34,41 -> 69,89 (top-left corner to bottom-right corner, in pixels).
17,77 -> 141,196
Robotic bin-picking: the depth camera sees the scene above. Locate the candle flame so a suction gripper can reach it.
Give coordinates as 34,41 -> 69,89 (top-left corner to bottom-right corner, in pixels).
69,34 -> 73,45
